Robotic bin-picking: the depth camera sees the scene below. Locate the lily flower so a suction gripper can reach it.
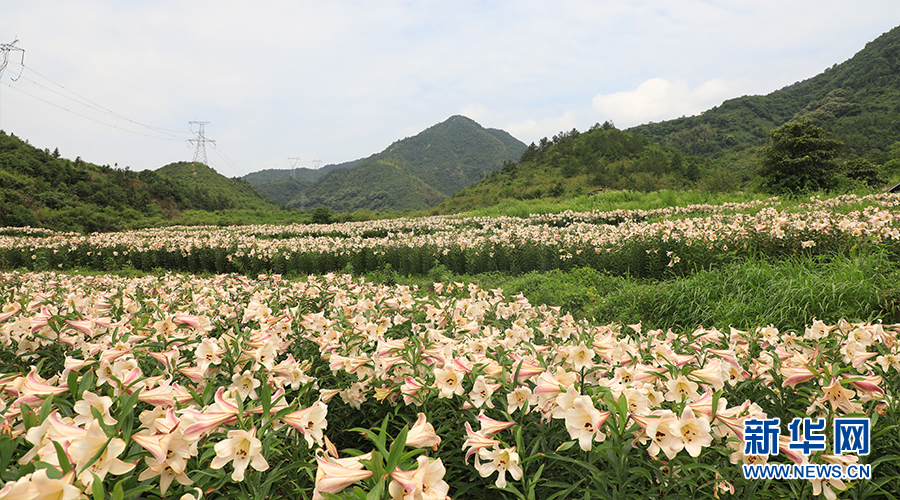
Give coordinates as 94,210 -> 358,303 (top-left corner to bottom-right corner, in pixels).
210,426 -> 269,481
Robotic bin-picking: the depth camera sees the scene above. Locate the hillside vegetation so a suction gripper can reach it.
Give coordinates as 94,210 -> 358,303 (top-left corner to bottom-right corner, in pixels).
243,160 -> 358,206
628,24 -> 900,183
258,115 -> 527,213
438,26 -> 900,212
0,131 -> 280,232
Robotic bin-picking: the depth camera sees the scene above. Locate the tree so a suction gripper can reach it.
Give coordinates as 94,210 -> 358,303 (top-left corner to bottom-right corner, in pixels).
757,119 -> 844,194
311,206 -> 332,224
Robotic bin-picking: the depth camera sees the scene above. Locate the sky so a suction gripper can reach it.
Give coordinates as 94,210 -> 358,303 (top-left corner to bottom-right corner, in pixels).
2,1 -> 900,178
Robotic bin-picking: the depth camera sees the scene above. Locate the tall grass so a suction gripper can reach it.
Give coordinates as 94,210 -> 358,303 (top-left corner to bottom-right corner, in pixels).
395,248 -> 900,335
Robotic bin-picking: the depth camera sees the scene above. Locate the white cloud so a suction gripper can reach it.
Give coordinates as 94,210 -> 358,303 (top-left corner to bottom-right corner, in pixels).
503,111 -> 582,145
591,78 -> 740,128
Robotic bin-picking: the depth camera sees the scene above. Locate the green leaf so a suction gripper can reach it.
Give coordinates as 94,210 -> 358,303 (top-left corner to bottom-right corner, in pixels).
91,473 -> 104,500
38,395 -> 55,423
52,441 -> 71,473
77,370 -> 95,397
111,480 -> 124,500
385,425 -> 409,471
67,370 -> 79,397
556,440 -> 577,453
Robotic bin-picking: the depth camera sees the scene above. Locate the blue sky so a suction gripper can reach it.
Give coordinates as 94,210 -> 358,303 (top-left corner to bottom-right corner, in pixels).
2,1 -> 900,177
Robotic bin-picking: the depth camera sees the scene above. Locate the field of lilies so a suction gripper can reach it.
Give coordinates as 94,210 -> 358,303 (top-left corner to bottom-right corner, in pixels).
1,192 -> 900,500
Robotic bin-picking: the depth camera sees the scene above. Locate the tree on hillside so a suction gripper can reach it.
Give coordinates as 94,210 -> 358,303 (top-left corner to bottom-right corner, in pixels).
757,119 -> 844,194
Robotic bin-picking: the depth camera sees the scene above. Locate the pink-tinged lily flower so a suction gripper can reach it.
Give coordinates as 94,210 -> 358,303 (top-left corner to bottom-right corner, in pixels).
475,445 -> 522,488
819,377 -> 857,412
462,422 -> 499,463
150,408 -> 181,435
686,391 -> 718,418
210,426 -> 269,481
673,406 -> 712,458
173,314 -> 201,329
137,382 -> 177,407
69,420 -> 135,486
781,365 -> 820,388
840,373 -> 884,399
509,355 -> 545,383
148,349 -> 180,371
565,395 -> 610,451
477,412 -> 515,435
777,435 -> 806,465
388,456 -> 449,500
282,401 -> 328,448
687,360 -> 726,391
29,307 -> 54,333
179,366 -> 206,382
433,367 -> 465,399
707,348 -> 741,369
405,413 -> 441,450
0,308 -> 19,323
132,433 -> 169,464
181,412 -> 238,441
22,368 -> 67,397
313,454 -> 373,500
64,319 -> 93,336
400,377 -> 425,406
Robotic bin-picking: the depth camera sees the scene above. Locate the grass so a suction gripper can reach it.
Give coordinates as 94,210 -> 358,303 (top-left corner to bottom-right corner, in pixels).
383,248 -> 900,334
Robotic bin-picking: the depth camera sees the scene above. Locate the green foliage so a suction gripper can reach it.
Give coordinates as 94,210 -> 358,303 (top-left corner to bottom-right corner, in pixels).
0,131 -> 281,232
155,161 -> 281,211
757,119 -> 844,194
627,25 -> 900,190
844,157 -> 888,187
310,206 -> 333,225
252,116 -> 527,214
437,124 -> 707,213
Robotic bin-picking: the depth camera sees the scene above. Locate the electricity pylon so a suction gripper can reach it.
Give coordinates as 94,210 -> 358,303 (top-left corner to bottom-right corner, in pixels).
287,156 -> 301,179
0,39 -> 25,130
188,121 -> 215,165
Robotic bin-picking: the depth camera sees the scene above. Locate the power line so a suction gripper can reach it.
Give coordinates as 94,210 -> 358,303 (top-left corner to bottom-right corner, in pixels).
0,39 -> 26,130
209,142 -> 249,178
18,67 -> 190,139
2,81 -> 189,141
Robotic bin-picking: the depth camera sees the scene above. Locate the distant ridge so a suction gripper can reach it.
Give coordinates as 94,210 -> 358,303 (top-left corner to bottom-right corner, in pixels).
628,25 -> 900,165
251,115 -> 527,212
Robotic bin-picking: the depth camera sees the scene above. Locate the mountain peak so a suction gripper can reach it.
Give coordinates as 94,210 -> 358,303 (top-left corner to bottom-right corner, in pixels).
251,116 -> 527,212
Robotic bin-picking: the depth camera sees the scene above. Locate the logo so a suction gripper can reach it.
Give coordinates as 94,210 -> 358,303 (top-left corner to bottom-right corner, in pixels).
741,417 -> 872,480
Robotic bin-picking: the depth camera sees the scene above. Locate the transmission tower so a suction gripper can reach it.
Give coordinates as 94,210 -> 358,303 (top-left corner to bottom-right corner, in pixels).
0,39 -> 25,131
312,159 -> 322,169
287,156 -> 301,179
299,192 -> 308,212
188,121 -> 215,166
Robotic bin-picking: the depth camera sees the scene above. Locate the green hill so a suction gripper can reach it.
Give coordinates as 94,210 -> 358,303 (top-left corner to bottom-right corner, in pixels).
436,122 -> 701,212
441,25 -> 900,211
627,25 -> 900,183
243,161 -> 355,185
242,161 -> 357,206
155,162 -> 280,211
256,115 -> 526,212
0,131 -> 279,232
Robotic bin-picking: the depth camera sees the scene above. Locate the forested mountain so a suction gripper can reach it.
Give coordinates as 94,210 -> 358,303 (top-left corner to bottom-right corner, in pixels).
627,24 -> 900,182
255,115 -> 527,212
440,25 -> 900,212
154,162 -> 281,211
243,161 -> 351,186
0,131 -> 277,232
242,161 -> 356,205
437,122 -> 704,212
